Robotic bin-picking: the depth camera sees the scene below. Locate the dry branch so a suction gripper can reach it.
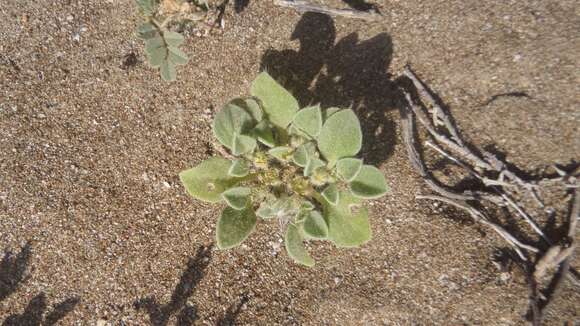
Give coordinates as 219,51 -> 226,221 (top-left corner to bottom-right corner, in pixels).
273,0 -> 382,21
400,64 -> 579,324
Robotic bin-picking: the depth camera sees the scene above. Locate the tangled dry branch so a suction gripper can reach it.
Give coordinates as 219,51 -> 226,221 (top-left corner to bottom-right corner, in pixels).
400,65 -> 578,325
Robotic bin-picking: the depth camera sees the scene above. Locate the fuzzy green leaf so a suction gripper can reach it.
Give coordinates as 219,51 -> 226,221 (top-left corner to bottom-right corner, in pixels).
136,0 -> 157,16
336,158 -> 363,182
303,210 -> 328,239
288,125 -> 312,140
168,46 -> 188,66
164,31 -> 184,47
293,105 -> 322,138
221,187 -> 251,210
213,101 -> 255,150
349,165 -> 388,199
304,158 -> 325,177
321,183 -> 339,205
323,191 -> 371,247
137,23 -> 158,39
256,203 -> 275,219
318,109 -> 362,165
217,206 -> 257,249
243,98 -> 263,122
301,201 -> 315,211
322,107 -> 341,121
292,144 -> 310,167
285,224 -> 314,267
268,146 -> 292,161
160,61 -> 176,81
228,159 -> 249,177
179,158 -> 239,203
232,133 -> 257,156
250,71 -> 299,129
251,120 -> 275,147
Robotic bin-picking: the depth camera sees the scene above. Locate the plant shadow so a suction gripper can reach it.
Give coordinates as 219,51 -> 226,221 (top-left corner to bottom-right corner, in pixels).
134,244 -> 213,326
260,12 -> 400,166
1,242 -> 80,326
216,293 -> 249,326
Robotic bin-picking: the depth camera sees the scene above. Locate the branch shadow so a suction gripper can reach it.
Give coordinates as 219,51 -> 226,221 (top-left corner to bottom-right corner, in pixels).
134,244 -> 213,326
216,293 -> 249,326
0,242 -> 32,302
260,12 -> 400,166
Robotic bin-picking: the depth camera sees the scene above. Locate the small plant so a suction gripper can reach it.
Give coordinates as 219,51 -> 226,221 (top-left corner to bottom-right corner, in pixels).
179,72 -> 388,266
135,0 -> 208,81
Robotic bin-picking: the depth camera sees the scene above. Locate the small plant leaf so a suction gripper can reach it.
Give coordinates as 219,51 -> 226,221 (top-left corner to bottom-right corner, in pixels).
301,200 -> 315,211
349,165 -> 388,199
323,191 -> 371,247
228,159 -> 249,177
160,60 -> 176,81
243,98 -> 263,122
136,0 -> 157,16
285,224 -> 314,267
256,203 -> 275,219
232,133 -> 257,156
137,23 -> 158,39
322,107 -> 341,121
321,184 -> 339,205
268,146 -> 292,161
250,71 -> 299,129
318,109 -> 362,165
251,120 -> 275,147
304,158 -> 325,177
179,157 -> 240,202
168,46 -> 188,65
292,144 -> 310,167
336,158 -> 363,182
293,105 -> 322,138
288,125 -> 312,140
213,101 -> 255,149
221,187 -> 251,210
164,31 -> 184,47
217,206 -> 257,249
303,210 -> 328,240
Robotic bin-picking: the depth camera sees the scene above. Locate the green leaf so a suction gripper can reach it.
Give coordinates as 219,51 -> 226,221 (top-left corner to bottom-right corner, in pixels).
318,109 -> 362,165
293,105 -> 322,138
147,46 -> 166,68
256,203 -> 275,219
212,101 -> 255,150
288,125 -> 312,140
136,0 -> 157,16
268,146 -> 292,161
336,158 -> 363,182
160,61 -> 176,81
168,46 -> 188,66
137,23 -> 158,39
221,187 -> 251,210
292,144 -> 310,167
217,206 -> 257,249
232,133 -> 257,156
303,210 -> 328,240
349,165 -> 388,199
322,107 -> 341,121
301,200 -> 315,211
179,158 -> 240,203
251,120 -> 275,147
321,184 -> 339,205
284,224 -> 314,267
250,71 -> 299,129
304,158 -> 325,177
243,98 -> 263,122
228,159 -> 249,177
164,31 -> 184,47
322,191 -> 371,247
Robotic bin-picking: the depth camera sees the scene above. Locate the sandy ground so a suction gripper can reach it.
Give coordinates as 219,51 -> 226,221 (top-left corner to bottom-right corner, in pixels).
1,0 -> 579,324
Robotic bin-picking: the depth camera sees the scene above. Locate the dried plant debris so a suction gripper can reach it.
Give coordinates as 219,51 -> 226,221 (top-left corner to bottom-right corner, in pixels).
400,65 -> 579,325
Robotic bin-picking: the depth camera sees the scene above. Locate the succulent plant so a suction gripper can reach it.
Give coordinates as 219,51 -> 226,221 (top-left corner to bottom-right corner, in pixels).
179,72 -> 389,266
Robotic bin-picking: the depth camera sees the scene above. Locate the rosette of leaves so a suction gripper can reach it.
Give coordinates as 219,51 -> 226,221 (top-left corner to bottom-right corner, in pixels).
135,0 -> 206,81
179,72 -> 388,266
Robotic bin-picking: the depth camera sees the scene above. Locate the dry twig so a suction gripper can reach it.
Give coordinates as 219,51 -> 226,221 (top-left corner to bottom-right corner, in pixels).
400,64 -> 579,323
273,0 -> 382,21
